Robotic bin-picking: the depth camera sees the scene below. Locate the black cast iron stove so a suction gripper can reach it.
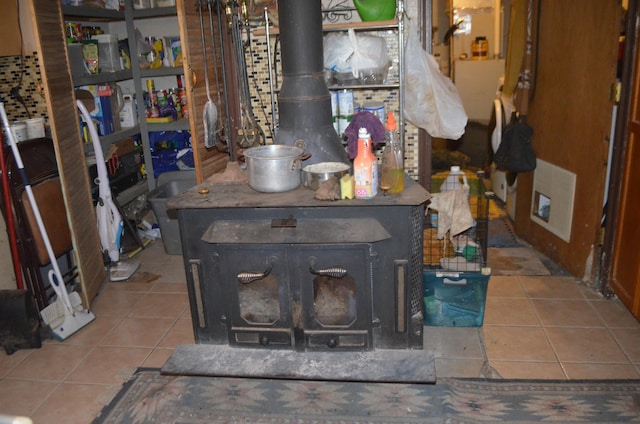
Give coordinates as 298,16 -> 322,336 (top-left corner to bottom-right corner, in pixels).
162,178 -> 436,383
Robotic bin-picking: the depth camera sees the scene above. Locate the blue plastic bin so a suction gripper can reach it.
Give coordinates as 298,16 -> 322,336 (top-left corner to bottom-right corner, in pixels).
423,271 -> 490,327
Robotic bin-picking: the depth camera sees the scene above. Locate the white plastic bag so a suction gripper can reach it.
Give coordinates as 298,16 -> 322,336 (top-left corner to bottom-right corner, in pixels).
404,20 -> 467,139
348,29 -> 388,78
324,33 -> 354,73
323,30 -> 388,78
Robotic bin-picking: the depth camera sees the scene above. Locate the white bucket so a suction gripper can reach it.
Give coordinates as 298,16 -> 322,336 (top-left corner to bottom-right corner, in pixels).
10,122 -> 28,142
25,118 -> 45,139
363,101 -> 385,124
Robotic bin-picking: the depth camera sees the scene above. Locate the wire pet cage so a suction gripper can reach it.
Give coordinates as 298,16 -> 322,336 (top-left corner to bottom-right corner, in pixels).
424,169 -> 490,272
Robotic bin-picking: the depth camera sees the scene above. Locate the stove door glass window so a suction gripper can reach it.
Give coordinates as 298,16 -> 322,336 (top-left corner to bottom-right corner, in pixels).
219,247 -> 287,326
296,246 -> 369,330
238,274 -> 280,324
313,275 -> 357,326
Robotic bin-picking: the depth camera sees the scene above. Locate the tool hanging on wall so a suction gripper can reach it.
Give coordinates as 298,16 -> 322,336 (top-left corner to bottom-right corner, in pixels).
207,0 -> 227,150
203,0 -> 248,185
215,0 -> 234,160
228,0 -> 265,148
197,0 -> 219,149
264,6 -> 278,137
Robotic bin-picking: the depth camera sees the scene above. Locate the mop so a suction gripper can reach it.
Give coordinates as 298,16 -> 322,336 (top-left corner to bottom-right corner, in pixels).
76,99 -> 139,282
0,102 -> 95,341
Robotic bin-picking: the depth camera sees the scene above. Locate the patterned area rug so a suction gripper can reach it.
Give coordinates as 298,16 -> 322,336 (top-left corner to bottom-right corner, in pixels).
95,369 -> 640,423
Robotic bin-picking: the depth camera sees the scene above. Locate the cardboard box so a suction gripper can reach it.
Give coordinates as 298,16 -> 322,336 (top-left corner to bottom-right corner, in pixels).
113,137 -> 136,156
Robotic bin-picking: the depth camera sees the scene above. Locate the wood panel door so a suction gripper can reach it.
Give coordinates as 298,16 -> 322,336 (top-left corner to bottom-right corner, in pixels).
610,118 -> 640,316
609,3 -> 640,319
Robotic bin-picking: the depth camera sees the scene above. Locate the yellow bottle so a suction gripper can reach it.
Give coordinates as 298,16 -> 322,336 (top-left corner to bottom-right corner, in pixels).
381,112 -> 404,194
354,127 -> 378,199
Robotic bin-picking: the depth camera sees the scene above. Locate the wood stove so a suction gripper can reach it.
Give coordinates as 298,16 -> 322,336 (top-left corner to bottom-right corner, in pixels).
162,177 -> 436,382
168,177 -> 429,354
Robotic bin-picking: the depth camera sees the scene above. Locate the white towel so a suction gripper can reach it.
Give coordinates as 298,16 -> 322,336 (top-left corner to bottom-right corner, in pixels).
428,189 -> 474,240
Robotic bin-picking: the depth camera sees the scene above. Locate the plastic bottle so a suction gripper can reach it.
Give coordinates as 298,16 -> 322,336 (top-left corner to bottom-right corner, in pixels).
439,165 -> 469,194
380,111 -> 404,194
354,127 -> 378,199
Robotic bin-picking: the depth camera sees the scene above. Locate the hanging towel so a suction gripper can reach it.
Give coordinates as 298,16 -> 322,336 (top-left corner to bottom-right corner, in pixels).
428,189 -> 474,240
344,111 -> 386,159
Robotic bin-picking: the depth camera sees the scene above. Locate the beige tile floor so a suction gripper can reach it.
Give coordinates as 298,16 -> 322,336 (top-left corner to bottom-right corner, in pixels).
1,240 -> 639,423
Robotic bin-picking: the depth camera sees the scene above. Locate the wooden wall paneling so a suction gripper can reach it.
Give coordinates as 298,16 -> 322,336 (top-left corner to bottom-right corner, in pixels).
514,0 -> 621,278
1,0 -> 22,56
177,0 -> 230,183
28,0 -> 105,307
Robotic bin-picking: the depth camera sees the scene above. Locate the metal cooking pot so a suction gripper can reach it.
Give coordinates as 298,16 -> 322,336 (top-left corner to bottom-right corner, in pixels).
302,162 -> 351,190
244,145 -> 310,193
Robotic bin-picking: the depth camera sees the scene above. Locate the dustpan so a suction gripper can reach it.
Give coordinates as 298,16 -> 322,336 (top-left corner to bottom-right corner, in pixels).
0,102 -> 95,341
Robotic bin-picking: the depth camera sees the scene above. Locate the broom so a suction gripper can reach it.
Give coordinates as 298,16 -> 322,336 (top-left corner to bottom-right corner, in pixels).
0,102 -> 95,341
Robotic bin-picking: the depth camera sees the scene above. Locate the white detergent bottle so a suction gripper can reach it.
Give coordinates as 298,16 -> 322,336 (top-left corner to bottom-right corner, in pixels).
439,166 -> 469,194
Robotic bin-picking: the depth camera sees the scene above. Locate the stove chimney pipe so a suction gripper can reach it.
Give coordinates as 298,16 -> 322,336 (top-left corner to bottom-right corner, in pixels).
275,0 -> 349,165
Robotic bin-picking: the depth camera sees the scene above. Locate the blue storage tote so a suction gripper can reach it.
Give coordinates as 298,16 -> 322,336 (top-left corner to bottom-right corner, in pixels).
423,271 -> 490,327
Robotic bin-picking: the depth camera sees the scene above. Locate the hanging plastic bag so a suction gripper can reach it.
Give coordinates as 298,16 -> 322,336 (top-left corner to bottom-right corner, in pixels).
404,19 -> 467,140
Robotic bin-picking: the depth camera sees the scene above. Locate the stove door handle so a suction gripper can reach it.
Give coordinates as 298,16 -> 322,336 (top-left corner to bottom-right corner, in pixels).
309,265 -> 347,279
237,264 -> 273,284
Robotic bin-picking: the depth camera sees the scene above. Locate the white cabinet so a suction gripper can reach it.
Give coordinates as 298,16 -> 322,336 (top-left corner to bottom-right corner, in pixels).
453,58 -> 505,123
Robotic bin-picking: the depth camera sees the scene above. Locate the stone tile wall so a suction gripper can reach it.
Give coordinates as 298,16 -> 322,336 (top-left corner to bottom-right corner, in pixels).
0,52 -> 49,124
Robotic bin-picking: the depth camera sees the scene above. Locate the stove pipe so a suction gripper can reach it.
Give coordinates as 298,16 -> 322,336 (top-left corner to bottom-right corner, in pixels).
275,0 -> 349,165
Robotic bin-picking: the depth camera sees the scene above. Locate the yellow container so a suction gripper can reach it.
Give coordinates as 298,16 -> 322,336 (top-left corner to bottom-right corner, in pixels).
471,37 -> 488,60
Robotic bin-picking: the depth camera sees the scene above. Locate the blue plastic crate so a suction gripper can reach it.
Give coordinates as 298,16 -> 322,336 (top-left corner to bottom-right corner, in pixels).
423,271 -> 490,327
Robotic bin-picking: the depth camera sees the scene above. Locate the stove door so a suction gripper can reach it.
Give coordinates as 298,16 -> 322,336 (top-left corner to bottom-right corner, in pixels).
213,246 -> 294,349
292,244 -> 373,351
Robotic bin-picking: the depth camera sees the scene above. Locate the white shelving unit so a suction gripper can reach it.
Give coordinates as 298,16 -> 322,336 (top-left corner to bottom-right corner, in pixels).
252,0 -> 406,152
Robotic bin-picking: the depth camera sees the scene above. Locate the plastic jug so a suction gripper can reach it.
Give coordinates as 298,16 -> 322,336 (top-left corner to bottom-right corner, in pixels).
439,166 -> 469,193
353,0 -> 396,21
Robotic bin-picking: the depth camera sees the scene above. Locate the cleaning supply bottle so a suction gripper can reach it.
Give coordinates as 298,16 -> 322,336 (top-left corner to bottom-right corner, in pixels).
380,111 -> 404,194
354,127 -> 378,199
439,165 -> 469,194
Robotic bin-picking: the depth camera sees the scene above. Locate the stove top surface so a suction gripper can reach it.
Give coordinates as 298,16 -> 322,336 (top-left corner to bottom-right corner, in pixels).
168,174 -> 431,210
